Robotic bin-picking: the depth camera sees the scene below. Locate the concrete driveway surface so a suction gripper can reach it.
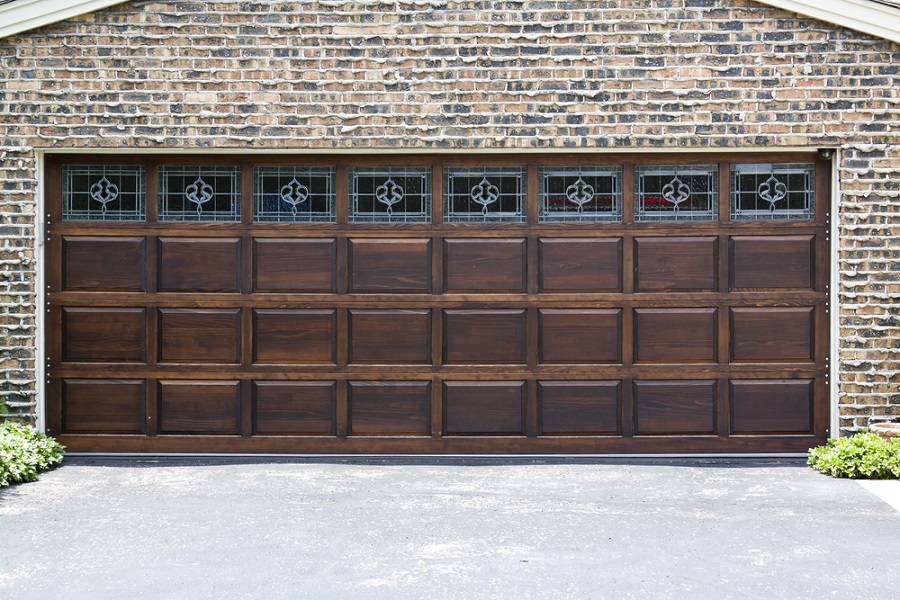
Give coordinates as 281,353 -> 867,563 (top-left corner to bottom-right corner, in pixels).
1,457 -> 898,600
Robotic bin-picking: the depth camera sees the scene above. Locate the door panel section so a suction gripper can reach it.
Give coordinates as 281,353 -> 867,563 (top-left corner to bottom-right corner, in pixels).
254,238 -> 335,292
444,239 -> 526,292
63,237 -> 146,291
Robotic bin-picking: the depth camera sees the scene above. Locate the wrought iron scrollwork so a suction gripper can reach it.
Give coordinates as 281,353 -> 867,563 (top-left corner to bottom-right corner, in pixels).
470,177 -> 500,216
661,176 -> 691,211
375,177 -> 404,216
565,177 -> 594,213
280,178 -> 310,217
89,177 -> 119,216
757,174 -> 788,212
185,177 -> 214,215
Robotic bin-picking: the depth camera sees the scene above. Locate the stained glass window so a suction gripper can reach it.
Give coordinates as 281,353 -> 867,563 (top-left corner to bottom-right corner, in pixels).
731,163 -> 814,220
62,165 -> 145,221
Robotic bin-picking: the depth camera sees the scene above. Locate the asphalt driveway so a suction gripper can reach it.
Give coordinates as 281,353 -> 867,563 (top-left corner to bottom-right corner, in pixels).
1,457 -> 899,599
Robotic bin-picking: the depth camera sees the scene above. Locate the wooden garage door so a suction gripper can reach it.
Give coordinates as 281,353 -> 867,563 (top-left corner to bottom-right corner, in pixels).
45,153 -> 830,454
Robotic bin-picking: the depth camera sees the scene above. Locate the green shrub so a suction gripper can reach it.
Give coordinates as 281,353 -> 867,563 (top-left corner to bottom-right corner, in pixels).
0,421 -> 65,487
808,432 -> 900,479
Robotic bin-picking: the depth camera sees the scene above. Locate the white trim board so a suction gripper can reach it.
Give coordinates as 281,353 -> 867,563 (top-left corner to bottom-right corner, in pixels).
1,0 -> 899,43
0,0 -> 128,39
762,0 -> 900,44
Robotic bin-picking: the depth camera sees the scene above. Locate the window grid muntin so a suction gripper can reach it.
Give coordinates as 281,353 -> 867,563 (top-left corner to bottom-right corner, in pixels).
444,167 -> 526,223
731,163 -> 815,220
159,166 -> 240,222
539,166 -> 622,222
635,165 -> 718,222
349,167 -> 431,223
62,165 -> 146,221
254,167 -> 336,222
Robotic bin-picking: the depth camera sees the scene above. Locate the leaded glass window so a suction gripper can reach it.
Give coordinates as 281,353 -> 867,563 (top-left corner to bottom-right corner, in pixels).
731,163 -> 814,220
62,165 -> 145,221
635,165 -> 718,222
349,167 -> 431,223
539,166 -> 621,222
254,167 -> 335,222
444,167 -> 525,223
159,166 -> 240,222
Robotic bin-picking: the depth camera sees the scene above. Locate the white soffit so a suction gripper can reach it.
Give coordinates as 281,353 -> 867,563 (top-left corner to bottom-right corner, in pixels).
0,0 -> 129,39
0,0 -> 899,43
762,0 -> 900,44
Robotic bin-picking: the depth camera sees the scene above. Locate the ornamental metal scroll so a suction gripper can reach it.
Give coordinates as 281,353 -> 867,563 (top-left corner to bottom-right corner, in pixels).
470,177 -> 500,216
280,178 -> 310,217
565,177 -> 595,213
89,177 -> 119,216
185,177 -> 214,216
661,176 -> 691,212
757,174 -> 788,213
375,177 -> 404,217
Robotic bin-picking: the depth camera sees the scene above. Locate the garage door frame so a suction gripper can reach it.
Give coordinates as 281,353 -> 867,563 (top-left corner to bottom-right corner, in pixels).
40,150 -> 833,454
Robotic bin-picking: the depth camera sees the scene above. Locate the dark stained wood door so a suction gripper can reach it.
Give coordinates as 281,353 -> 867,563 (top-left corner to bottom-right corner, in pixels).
45,153 -> 831,454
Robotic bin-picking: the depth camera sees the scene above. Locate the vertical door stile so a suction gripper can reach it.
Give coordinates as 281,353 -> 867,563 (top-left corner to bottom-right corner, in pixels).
431,163 -> 443,439
621,162 -> 635,438
240,164 -> 253,437
525,163 -> 539,437
717,162 -> 731,438
144,162 -> 159,437
44,159 -> 62,436
335,164 -> 349,438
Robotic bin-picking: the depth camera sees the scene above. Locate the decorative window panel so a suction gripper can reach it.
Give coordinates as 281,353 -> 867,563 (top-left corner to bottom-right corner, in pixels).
62,165 -> 145,221
635,165 -> 718,222
254,167 -> 335,222
349,167 -> 431,223
539,166 -> 621,222
159,166 -> 240,222
731,163 -> 815,220
444,167 -> 525,223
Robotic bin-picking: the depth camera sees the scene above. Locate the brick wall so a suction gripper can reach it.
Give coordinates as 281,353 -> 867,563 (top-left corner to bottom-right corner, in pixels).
0,0 -> 898,433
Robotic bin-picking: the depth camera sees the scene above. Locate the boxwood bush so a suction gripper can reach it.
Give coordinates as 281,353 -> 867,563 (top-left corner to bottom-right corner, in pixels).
0,421 -> 65,487
808,431 -> 900,479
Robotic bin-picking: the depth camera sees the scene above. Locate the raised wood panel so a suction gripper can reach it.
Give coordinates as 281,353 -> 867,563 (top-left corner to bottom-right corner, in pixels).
539,381 -> 620,435
159,381 -> 240,434
731,235 -> 814,290
444,239 -> 526,292
634,380 -> 716,435
539,309 -> 621,364
635,237 -> 717,291
62,307 -> 145,362
349,239 -> 431,292
254,381 -> 335,435
63,237 -> 145,291
634,308 -> 717,363
444,310 -> 526,364
730,380 -> 813,434
444,381 -> 525,435
159,309 -> 241,363
349,381 -> 430,435
539,238 -> 621,292
63,379 -> 145,434
253,309 -> 335,364
731,307 -> 814,362
158,237 -> 241,292
349,310 -> 431,364
254,238 -> 335,292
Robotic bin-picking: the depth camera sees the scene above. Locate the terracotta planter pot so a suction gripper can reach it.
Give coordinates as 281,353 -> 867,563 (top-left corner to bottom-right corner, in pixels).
869,423 -> 900,441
